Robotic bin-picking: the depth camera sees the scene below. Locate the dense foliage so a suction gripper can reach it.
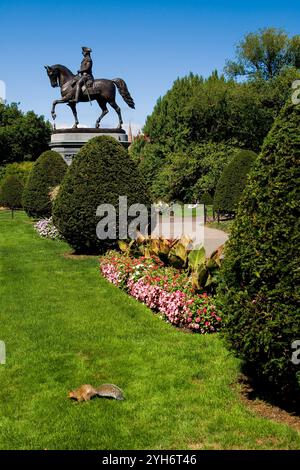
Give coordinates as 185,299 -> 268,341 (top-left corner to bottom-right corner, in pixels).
165,143 -> 239,203
0,174 -> 24,213
22,150 -> 67,218
53,136 -> 152,254
0,102 -> 51,165
129,28 -> 300,203
143,68 -> 299,153
214,150 -> 257,214
131,67 -> 299,202
0,161 -> 33,187
131,141 -> 239,202
144,73 -> 268,153
218,99 -> 300,399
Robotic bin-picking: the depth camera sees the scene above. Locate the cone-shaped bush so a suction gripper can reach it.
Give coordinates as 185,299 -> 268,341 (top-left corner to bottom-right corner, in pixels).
53,136 -> 153,253
22,150 -> 67,217
214,150 -> 257,214
0,174 -> 24,212
217,100 -> 300,400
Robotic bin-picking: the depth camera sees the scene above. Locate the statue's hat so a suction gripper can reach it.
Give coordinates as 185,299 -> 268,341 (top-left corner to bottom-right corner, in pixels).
82,46 -> 92,53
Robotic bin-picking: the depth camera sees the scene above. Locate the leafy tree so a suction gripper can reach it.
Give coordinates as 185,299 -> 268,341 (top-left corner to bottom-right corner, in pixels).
22,150 -> 67,218
137,143 -> 167,199
153,143 -> 238,203
225,28 -> 300,80
134,30 -> 300,203
0,103 -> 51,165
186,73 -> 268,150
253,67 -> 300,114
0,161 -> 33,187
189,144 -> 239,201
143,68 -> 300,156
129,135 -> 148,164
217,99 -> 300,400
0,175 -> 24,217
144,73 -> 204,151
53,136 -> 152,254
214,150 -> 257,214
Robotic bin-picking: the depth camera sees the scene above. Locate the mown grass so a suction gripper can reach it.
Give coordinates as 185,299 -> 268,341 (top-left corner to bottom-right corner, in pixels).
0,211 -> 299,450
206,219 -> 234,234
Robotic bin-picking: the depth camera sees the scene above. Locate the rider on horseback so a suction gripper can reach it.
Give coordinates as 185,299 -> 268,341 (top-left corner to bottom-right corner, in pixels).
70,46 -> 94,103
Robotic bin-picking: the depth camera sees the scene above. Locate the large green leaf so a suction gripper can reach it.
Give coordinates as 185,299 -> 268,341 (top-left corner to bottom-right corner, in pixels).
188,246 -> 206,271
169,241 -> 188,266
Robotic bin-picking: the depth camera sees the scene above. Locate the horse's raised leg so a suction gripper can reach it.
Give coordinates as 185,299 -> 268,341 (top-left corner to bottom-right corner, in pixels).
95,99 -> 109,129
68,102 -> 79,128
109,100 -> 123,129
51,98 -> 68,121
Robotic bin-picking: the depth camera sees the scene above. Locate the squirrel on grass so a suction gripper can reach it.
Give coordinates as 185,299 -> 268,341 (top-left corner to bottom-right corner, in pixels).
68,384 -> 124,402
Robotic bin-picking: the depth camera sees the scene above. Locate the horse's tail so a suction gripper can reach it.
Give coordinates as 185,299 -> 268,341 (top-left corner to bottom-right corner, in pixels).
112,78 -> 135,109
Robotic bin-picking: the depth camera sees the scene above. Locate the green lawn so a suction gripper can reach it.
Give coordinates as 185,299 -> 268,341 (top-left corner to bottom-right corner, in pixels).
0,211 -> 299,450
206,219 -> 235,234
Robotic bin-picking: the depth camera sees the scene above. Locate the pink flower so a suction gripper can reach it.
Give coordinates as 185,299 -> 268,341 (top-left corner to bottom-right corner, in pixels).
99,250 -> 222,335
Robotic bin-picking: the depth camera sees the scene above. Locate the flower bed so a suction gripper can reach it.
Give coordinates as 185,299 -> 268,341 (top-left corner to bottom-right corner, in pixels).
100,251 -> 221,333
34,217 -> 62,240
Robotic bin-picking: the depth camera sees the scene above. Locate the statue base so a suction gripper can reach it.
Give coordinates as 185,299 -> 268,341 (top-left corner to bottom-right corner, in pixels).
49,128 -> 129,165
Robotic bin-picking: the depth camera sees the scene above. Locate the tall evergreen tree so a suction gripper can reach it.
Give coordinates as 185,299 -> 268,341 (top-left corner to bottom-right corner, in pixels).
23,150 -> 67,218
0,174 -> 24,218
214,150 -> 257,214
217,99 -> 300,399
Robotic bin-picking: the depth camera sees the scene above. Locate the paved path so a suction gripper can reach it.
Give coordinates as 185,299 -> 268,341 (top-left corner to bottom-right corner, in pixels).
204,226 -> 228,256
155,216 -> 228,256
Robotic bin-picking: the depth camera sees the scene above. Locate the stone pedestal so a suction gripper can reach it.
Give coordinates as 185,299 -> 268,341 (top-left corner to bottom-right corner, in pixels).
49,128 -> 129,165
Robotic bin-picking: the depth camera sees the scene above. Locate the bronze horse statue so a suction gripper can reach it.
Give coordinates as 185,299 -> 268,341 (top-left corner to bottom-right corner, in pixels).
45,64 -> 135,129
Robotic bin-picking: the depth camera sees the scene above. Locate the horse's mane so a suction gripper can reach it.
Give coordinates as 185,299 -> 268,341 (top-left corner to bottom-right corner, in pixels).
51,64 -> 75,77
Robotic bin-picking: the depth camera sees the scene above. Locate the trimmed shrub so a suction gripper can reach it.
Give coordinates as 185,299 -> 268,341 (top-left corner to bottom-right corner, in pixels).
22,151 -> 67,218
217,100 -> 300,400
53,136 -> 153,254
214,150 -> 257,214
0,175 -> 24,215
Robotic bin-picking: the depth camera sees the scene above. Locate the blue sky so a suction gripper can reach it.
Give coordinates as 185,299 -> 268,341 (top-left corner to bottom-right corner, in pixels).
0,0 -> 299,133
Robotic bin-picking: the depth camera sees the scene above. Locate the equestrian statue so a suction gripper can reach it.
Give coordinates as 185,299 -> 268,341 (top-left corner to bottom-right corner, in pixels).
45,47 -> 135,129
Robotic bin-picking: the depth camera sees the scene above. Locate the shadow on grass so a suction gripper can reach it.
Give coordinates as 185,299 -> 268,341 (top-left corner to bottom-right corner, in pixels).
234,372 -> 300,432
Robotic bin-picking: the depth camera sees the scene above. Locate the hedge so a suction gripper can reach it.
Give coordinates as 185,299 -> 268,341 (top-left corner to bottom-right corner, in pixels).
217,100 -> 300,401
213,149 -> 257,214
22,150 -> 67,218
